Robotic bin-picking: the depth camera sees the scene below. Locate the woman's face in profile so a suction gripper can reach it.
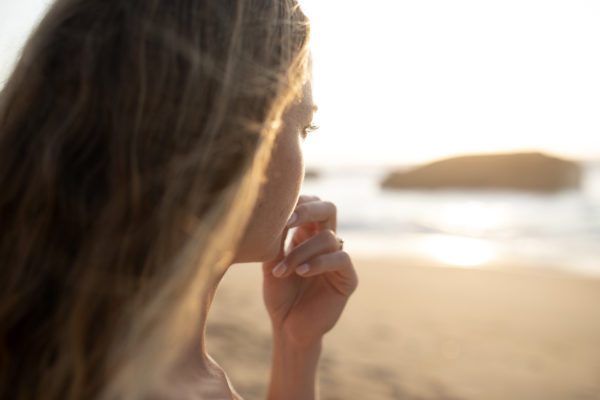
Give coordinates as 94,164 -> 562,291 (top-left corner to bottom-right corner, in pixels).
235,78 -> 316,263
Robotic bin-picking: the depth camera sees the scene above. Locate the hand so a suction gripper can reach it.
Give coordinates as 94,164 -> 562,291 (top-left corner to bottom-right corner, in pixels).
262,195 -> 358,347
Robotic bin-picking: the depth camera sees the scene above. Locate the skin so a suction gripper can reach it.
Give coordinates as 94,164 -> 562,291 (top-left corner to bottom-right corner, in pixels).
171,76 -> 358,400
234,79 -> 314,263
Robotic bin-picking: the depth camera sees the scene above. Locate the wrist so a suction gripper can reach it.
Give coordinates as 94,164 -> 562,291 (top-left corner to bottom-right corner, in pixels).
272,324 -> 323,351
267,332 -> 322,400
273,332 -> 322,364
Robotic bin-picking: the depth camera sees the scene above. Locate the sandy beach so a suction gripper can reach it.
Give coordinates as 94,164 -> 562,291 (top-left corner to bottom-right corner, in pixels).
206,258 -> 600,400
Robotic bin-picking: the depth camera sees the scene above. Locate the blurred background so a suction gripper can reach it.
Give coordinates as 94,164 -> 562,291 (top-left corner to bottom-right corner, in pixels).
2,1 -> 599,399
299,0 -> 600,276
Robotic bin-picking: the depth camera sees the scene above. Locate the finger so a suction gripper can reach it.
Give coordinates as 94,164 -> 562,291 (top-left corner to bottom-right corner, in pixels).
289,225 -> 316,249
271,229 -> 339,278
297,194 -> 321,205
286,200 -> 337,232
296,251 -> 358,296
285,195 -> 322,227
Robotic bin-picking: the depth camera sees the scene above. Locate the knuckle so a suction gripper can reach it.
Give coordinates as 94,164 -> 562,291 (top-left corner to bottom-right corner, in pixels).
338,251 -> 351,265
350,279 -> 358,294
319,229 -> 338,247
323,201 -> 337,214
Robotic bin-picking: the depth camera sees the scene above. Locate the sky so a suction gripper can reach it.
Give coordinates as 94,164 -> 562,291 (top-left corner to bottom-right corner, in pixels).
301,0 -> 600,167
1,0 -> 599,167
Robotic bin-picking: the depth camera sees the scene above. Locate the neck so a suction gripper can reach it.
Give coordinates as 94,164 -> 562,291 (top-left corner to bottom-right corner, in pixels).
170,268 -> 227,374
158,267 -> 244,400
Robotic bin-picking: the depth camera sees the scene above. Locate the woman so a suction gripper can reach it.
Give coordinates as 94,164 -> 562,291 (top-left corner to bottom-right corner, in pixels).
0,0 -> 357,399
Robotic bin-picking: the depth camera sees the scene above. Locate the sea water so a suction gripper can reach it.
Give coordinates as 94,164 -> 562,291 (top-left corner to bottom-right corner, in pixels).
300,162 -> 600,277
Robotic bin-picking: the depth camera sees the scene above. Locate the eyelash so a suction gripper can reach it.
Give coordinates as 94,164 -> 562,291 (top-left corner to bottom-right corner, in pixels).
302,122 -> 319,139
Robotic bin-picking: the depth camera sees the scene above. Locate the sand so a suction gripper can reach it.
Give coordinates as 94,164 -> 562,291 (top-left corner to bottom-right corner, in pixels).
206,258 -> 600,400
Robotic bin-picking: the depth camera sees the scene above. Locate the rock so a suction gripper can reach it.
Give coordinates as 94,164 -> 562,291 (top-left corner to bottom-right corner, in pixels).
381,152 -> 581,192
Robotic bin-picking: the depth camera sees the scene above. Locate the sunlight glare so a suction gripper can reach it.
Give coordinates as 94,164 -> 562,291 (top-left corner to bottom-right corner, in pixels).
420,235 -> 494,267
438,202 -> 505,236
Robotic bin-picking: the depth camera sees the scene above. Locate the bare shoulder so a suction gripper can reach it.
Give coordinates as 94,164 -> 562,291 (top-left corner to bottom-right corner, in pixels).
207,354 -> 244,400
157,354 -> 242,400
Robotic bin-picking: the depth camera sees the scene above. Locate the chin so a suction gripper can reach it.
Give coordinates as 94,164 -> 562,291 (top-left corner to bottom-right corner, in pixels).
261,233 -> 284,263
233,231 -> 282,264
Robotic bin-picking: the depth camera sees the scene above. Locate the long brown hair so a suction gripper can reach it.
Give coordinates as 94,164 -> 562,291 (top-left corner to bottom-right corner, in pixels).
0,0 -> 310,399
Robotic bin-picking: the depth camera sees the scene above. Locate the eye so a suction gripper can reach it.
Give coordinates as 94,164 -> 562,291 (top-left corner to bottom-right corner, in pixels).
301,122 -> 319,139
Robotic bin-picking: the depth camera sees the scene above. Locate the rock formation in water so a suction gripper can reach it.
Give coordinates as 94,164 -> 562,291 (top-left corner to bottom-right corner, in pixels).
381,152 -> 581,192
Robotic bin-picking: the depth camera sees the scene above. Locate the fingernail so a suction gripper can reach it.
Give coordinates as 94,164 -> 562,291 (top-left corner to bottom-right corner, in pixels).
286,212 -> 297,227
296,264 -> 310,275
272,261 -> 287,277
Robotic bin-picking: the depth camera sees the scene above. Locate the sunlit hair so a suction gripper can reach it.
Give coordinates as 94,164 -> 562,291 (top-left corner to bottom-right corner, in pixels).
0,0 -> 310,398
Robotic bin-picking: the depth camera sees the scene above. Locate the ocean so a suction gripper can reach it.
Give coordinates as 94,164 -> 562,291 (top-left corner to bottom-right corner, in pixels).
300,162 -> 600,277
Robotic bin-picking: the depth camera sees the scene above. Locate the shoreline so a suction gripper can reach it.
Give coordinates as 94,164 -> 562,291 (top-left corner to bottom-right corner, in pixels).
349,254 -> 600,280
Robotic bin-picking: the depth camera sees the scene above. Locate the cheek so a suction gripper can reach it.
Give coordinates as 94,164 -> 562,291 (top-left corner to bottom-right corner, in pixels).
274,140 -> 304,204
234,135 -> 304,263
257,151 -> 304,258
243,199 -> 288,261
